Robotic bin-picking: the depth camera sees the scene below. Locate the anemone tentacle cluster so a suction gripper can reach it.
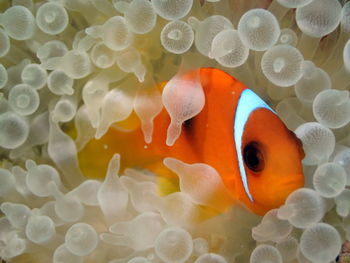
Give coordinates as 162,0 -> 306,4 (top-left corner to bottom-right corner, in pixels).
0,0 -> 350,263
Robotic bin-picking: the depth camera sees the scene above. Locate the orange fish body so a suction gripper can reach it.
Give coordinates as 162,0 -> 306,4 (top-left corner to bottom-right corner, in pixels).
78,68 -> 304,215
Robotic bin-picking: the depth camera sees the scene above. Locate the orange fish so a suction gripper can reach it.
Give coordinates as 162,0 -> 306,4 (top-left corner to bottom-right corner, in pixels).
77,68 -> 305,216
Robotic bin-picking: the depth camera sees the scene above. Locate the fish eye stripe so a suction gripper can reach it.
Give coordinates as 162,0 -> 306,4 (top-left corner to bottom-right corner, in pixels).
234,89 -> 275,202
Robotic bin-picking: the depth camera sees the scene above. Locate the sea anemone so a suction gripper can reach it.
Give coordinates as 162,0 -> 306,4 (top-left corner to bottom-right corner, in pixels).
0,0 -> 349,263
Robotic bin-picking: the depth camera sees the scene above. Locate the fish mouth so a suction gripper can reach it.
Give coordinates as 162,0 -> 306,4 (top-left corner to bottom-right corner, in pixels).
276,182 -> 304,196
276,172 -> 304,188
289,129 -> 305,159
274,179 -> 304,201
278,180 -> 304,189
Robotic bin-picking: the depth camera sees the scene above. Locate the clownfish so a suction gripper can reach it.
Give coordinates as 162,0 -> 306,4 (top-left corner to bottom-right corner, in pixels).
77,68 -> 304,216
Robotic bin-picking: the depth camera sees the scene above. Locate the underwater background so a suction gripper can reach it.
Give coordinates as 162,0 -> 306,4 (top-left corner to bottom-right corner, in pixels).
0,0 -> 350,262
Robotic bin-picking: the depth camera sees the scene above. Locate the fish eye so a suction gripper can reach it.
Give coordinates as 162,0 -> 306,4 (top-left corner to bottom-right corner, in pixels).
243,142 -> 265,172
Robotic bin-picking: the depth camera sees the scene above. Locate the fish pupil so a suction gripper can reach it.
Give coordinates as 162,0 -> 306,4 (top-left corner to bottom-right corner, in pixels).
243,142 -> 264,172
